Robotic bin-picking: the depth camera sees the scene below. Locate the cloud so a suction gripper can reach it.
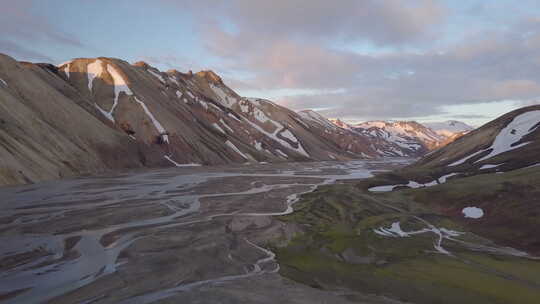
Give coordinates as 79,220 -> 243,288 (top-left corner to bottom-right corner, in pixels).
209,14 -> 540,120
0,0 -> 83,60
444,114 -> 490,120
178,0 -> 447,46
3,0 -> 535,123
139,54 -> 206,72
0,40 -> 52,61
163,0 -> 540,120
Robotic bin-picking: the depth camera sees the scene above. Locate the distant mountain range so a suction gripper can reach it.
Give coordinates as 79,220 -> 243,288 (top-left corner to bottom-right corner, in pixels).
324,117 -> 472,156
0,53 -> 470,185
424,120 -> 474,137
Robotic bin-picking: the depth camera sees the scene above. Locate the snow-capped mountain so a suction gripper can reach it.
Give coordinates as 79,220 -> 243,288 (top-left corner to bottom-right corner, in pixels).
424,120 -> 474,137
1,53 -> 442,186
353,120 -> 444,151
299,111 -> 441,158
0,52 -> 471,185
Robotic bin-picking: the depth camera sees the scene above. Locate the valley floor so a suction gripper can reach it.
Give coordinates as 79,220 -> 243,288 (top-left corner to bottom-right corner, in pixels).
0,159 -> 408,304
2,159 -> 538,304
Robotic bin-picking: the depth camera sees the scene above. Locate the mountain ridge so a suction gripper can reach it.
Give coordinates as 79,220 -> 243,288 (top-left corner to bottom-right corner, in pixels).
0,53 -> 462,186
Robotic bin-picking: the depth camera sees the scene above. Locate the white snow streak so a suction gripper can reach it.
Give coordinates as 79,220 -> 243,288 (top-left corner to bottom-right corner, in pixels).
86,60 -> 103,91
164,155 -> 201,167
134,97 -> 169,143
448,149 -> 486,166
212,123 -> 226,134
225,140 -> 248,160
480,163 -> 503,170
368,173 -> 458,192
475,110 -> 540,162
243,118 -> 309,157
210,84 -> 236,108
103,64 -> 133,122
280,129 -> 298,143
373,221 -> 463,255
148,69 -> 165,83
219,119 -> 234,133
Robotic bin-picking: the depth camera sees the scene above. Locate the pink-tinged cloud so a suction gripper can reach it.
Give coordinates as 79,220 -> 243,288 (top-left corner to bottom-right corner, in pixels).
0,0 -> 83,60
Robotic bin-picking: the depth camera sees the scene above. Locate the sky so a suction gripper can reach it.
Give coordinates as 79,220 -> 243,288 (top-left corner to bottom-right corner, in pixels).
2,0 -> 540,126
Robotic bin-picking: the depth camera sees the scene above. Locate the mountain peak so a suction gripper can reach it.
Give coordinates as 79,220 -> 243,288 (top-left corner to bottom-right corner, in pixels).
196,70 -> 223,85
133,61 -> 151,68
424,120 -> 474,137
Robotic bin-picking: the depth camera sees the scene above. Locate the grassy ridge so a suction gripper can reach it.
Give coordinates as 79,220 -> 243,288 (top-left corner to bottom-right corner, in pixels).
273,167 -> 540,304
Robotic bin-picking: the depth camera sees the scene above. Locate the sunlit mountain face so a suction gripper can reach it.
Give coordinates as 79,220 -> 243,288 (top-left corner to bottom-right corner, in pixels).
1,1 -> 540,303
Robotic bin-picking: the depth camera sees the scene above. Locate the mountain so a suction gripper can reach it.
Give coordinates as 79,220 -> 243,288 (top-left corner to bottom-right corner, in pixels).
319,119 -> 449,156
360,104 -> 540,254
413,105 -> 540,175
326,117 -> 460,157
424,120 -> 474,137
298,111 -> 427,158
324,119 -> 474,157
353,120 -> 444,151
0,54 -> 345,185
1,53 -> 443,186
327,118 -> 468,156
273,106 -> 540,303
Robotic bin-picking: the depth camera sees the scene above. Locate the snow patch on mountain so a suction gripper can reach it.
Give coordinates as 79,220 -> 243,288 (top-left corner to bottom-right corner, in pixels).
225,140 -> 248,159
355,121 -> 441,153
148,69 -> 165,83
424,120 -> 474,137
462,207 -> 484,219
108,64 -> 132,111
449,110 -> 540,166
212,123 -> 226,134
298,110 -> 338,129
169,75 -> 180,86
480,163 -> 504,170
210,84 -> 237,108
448,149 -> 485,166
164,155 -> 201,167
244,117 -> 309,157
275,149 -> 288,158
134,96 -> 169,143
86,60 -> 103,91
280,129 -> 298,143
58,60 -> 73,78
220,119 -> 234,133
329,118 -> 353,129
475,110 -> 540,162
357,121 -> 442,143
369,173 -> 458,192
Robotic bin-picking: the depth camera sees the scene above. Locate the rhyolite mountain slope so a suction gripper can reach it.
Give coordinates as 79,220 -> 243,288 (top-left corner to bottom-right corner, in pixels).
1,53 -> 441,186
412,105 -> 540,175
